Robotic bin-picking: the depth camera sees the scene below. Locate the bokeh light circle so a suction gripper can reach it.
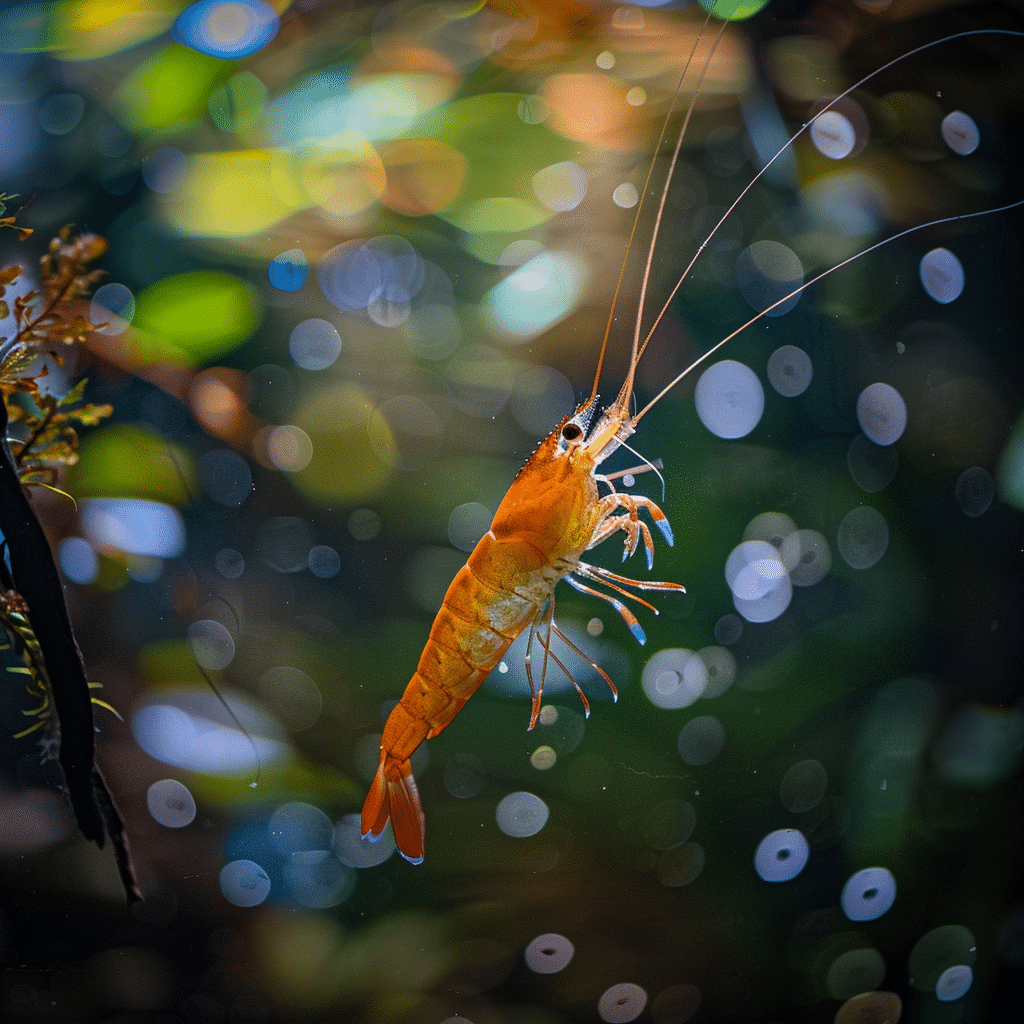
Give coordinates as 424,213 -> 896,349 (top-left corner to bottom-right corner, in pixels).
677,716 -> 725,766
919,247 -> 965,304
857,383 -> 907,446
642,648 -> 707,710
935,965 -> 973,1001
524,933 -> 574,974
842,867 -> 897,921
187,619 -> 235,670
847,433 -> 899,492
269,249 -> 309,291
219,859 -> 271,907
695,360 -> 765,439
754,828 -> 809,882
955,466 -> 994,516
334,813 -> 394,868
90,283 -> 135,335
779,529 -> 831,586
810,110 -> 856,159
826,948 -> 886,1001
146,779 -> 197,828
598,983 -> 648,1023
837,507 -> 889,569
495,792 -> 549,838
779,759 -> 828,813
735,240 -> 803,317
766,344 -> 812,397
173,0 -> 280,59
289,318 -> 342,370
941,111 -> 980,156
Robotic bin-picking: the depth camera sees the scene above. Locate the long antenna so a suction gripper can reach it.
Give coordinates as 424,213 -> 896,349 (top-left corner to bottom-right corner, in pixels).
587,5 -> 717,403
626,27 -> 1024,420
614,13 -> 731,412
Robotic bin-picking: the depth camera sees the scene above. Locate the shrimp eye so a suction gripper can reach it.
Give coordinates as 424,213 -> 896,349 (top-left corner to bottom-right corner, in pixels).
561,422 -> 583,442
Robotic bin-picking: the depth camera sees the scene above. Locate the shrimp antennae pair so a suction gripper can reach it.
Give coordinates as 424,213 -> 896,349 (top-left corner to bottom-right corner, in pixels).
595,22 -> 1024,429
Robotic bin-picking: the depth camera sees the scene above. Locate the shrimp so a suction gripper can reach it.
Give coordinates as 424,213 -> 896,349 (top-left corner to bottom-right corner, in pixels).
362,9 -> 1023,864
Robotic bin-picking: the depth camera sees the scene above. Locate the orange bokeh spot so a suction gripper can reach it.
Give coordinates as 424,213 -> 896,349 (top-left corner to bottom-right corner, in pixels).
380,138 -> 468,216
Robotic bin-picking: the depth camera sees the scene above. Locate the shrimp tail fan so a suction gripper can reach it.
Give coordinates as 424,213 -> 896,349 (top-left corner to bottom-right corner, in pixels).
361,758 -> 425,865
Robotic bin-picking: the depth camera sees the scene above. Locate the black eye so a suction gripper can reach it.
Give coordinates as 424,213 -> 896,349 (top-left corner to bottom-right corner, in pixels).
561,422 -> 583,441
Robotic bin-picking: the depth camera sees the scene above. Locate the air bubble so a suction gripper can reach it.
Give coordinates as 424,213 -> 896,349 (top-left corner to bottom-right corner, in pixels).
695,360 -> 765,439
766,345 -> 812,397
857,383 -> 907,446
955,466 -> 994,516
754,828 -> 808,882
941,110 -> 980,156
495,791 -> 549,838
837,507 -> 889,569
677,716 -> 725,766
219,859 -> 271,907
651,983 -> 701,1024
920,247 -> 965,304
268,249 -> 309,291
598,982 -> 648,1023
146,779 -> 197,828
524,933 -> 574,973
842,867 -> 896,921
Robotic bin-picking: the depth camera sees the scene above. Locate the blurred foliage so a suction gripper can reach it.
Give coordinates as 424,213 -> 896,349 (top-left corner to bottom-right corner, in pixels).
1,1 -> 1023,1023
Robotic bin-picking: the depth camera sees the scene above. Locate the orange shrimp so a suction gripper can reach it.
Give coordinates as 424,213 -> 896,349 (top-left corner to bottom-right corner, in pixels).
362,13 -> 1024,864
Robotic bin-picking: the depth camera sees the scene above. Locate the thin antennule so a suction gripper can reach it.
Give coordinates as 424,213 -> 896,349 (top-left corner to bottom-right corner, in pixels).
627,27 -> 1024,405
614,12 -> 732,413
587,6 -> 717,404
